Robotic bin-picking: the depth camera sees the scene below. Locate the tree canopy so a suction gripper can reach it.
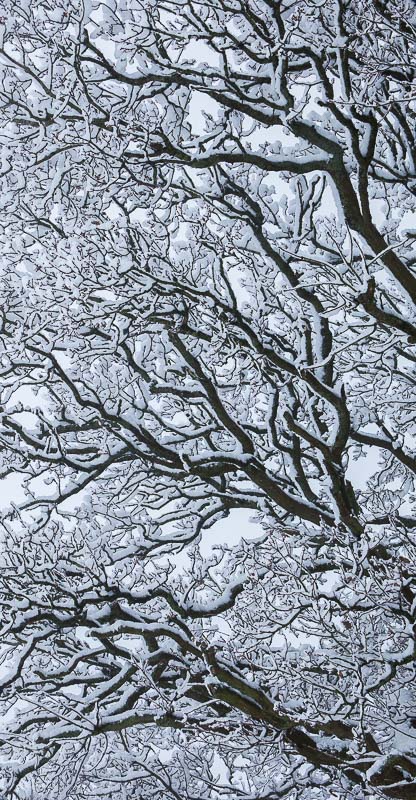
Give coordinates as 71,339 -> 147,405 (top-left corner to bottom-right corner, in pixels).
0,1 -> 415,798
